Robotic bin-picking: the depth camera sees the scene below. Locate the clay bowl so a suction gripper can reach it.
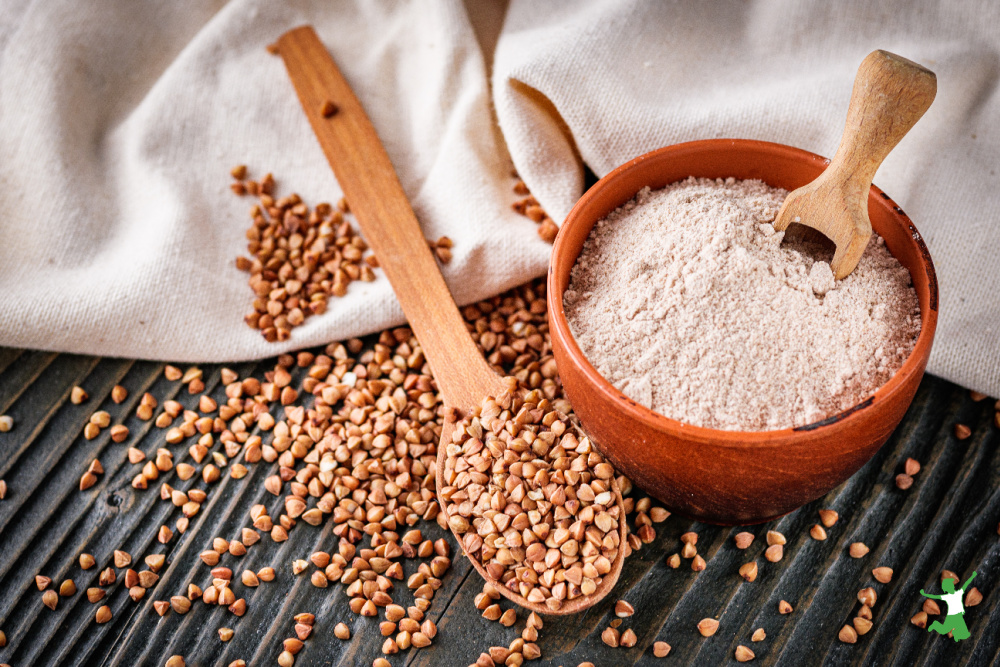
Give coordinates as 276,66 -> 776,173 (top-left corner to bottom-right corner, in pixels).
548,139 -> 938,525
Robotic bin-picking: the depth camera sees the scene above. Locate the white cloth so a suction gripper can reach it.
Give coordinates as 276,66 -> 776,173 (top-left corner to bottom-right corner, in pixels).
0,0 -> 549,363
1,0 -> 998,398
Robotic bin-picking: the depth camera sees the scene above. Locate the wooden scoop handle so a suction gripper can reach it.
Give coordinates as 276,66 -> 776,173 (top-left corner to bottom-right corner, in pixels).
276,26 -> 500,408
828,50 -> 936,201
773,50 -> 936,279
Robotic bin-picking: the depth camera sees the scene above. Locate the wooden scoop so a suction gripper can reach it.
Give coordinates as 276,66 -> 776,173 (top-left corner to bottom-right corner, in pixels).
773,50 -> 936,278
277,26 -> 625,615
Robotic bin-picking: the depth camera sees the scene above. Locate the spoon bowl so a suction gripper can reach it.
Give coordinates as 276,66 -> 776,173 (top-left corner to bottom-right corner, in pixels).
548,138 -> 938,525
435,416 -> 628,615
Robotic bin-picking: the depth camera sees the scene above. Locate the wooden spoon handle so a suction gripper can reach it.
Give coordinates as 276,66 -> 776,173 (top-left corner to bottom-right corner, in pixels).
276,26 -> 498,407
829,50 -> 937,194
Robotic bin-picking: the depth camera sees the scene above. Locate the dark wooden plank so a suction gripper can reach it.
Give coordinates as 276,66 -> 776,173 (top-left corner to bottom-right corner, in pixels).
775,378 -> 959,666
0,358 -> 166,664
0,348 -> 23,378
1,345 -> 997,667
44,365 -> 246,666
0,356 -> 129,538
0,349 -> 60,416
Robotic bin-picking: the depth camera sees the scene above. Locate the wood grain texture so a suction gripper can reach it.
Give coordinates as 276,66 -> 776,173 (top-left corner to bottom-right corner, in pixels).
774,50 -> 936,278
0,343 -> 997,666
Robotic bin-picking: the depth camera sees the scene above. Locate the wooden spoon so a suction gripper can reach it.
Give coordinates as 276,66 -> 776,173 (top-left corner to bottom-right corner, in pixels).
276,25 -> 626,615
773,50 -> 936,279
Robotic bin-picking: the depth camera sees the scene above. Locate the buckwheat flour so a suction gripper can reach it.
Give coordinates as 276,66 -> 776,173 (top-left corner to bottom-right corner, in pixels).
564,177 -> 921,431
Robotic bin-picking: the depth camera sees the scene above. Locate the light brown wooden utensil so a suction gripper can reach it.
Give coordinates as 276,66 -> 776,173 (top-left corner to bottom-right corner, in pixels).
276,25 -> 625,615
773,50 -> 936,279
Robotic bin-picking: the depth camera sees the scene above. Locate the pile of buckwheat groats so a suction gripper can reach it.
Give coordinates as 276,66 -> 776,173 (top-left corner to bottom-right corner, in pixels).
231,166 -> 376,342
230,168 -> 452,342
229,167 -> 546,344
34,264 -> 676,666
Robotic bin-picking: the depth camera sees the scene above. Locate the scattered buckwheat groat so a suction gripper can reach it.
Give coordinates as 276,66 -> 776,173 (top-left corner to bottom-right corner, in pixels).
818,509 -> 839,527
96,605 -> 112,624
320,100 -> 338,118
872,567 -> 893,584
427,236 -> 454,264
739,562 -> 758,582
697,618 -> 720,637
615,600 -> 634,617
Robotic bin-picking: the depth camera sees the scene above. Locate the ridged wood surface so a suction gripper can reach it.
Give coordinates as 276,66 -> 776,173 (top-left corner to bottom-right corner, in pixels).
0,346 -> 996,666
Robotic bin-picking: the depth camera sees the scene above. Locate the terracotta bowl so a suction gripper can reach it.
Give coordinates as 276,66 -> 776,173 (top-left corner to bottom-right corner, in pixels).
548,139 -> 939,525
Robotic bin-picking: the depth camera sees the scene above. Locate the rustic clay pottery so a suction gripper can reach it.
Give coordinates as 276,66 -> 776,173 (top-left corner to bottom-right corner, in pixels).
548,139 -> 938,525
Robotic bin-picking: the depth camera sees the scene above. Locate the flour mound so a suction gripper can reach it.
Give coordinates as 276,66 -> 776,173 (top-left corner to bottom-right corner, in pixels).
564,177 -> 921,431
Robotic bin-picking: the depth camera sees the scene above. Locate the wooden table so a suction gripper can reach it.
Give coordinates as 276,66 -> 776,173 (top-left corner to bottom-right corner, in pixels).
0,346 -> 996,666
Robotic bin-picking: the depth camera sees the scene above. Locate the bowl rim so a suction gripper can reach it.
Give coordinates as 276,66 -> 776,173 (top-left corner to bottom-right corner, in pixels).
547,138 -> 939,446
